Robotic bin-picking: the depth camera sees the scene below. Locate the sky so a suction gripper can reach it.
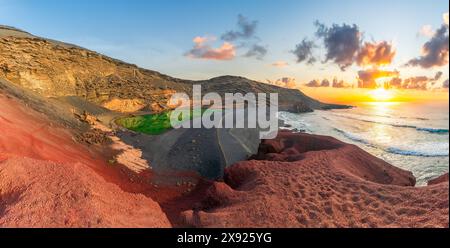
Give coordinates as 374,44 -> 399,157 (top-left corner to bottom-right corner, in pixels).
0,0 -> 448,103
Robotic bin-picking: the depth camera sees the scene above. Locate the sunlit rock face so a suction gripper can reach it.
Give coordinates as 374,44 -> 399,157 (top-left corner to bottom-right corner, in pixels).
0,35 -> 185,113
0,26 -> 345,114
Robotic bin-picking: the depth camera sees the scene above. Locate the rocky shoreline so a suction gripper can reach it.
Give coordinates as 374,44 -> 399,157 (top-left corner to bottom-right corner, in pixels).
0,25 -> 448,228
1,89 -> 448,227
181,131 -> 448,227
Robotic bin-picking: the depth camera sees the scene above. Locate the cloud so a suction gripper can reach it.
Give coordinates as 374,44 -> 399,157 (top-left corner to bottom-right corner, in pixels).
388,77 -> 403,88
304,79 -> 332,87
356,41 -> 396,67
443,79 -> 449,88
221,14 -> 258,41
357,69 -> 399,88
321,79 -> 330,87
220,14 -> 267,60
434,71 -> 443,81
402,76 -> 431,90
305,78 -> 350,88
186,36 -> 235,60
193,36 -> 209,44
444,12 -> 449,26
386,73 -> 446,90
291,38 -> 316,64
332,78 -> 350,88
293,21 -> 396,70
305,79 -> 320,87
267,77 -> 297,89
314,21 -> 362,70
419,25 -> 435,38
271,61 -> 289,67
244,44 -> 267,60
407,22 -> 449,68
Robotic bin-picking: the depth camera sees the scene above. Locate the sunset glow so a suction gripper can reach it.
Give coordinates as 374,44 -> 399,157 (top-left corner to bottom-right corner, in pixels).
1,0 -> 447,106
0,0 -> 449,230
300,86 -> 449,104
368,88 -> 395,102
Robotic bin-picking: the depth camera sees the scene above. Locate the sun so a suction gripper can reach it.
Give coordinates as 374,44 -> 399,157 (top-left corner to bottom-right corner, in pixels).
368,88 -> 395,102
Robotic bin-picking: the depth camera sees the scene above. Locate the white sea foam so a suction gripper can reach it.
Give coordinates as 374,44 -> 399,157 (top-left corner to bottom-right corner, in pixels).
330,113 -> 449,134
333,128 -> 449,157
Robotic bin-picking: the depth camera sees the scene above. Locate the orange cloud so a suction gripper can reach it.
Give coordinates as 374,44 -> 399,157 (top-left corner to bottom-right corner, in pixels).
271,61 -> 289,67
402,76 -> 430,90
386,72 -> 445,90
186,36 -> 236,60
193,36 -> 210,44
332,78 -> 351,88
267,77 -> 297,89
356,41 -> 396,67
357,69 -> 399,88
444,12 -> 449,26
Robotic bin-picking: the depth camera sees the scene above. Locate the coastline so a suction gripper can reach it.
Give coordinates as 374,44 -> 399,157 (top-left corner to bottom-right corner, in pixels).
181,131 -> 448,228
278,103 -> 449,186
1,88 -> 448,227
0,23 -> 448,228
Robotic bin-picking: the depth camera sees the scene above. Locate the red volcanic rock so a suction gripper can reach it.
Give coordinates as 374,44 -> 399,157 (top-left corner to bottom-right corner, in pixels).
251,131 -> 416,186
428,173 -> 449,185
0,93 -> 101,165
0,157 -> 171,227
182,131 -> 449,228
0,93 -> 171,227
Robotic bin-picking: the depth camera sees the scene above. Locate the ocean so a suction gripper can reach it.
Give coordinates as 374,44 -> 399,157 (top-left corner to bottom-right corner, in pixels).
278,101 -> 449,186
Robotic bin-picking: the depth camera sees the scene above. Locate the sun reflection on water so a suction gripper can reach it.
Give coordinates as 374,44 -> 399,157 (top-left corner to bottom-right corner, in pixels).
364,102 -> 401,144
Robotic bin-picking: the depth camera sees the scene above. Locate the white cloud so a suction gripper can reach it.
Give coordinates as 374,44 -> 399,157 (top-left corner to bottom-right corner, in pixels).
418,25 -> 435,37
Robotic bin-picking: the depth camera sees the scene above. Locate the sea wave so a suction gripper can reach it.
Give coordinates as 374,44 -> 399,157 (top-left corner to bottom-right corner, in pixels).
415,127 -> 450,134
330,113 -> 449,134
331,109 -> 431,121
334,128 -> 449,157
278,112 -> 312,131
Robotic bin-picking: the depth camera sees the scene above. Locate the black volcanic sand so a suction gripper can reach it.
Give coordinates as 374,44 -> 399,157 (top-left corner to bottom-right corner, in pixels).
117,114 -> 261,179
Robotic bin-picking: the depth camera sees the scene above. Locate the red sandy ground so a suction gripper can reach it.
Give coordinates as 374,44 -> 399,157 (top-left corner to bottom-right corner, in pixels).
181,131 -> 449,228
0,94 -> 171,227
0,157 -> 170,227
428,173 -> 449,185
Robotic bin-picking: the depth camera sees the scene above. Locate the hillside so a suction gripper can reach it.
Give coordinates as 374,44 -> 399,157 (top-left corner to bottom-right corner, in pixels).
0,86 -> 171,227
0,25 -> 347,114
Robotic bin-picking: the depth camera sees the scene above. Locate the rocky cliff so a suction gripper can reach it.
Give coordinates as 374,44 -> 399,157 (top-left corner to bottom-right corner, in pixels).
0,25 -> 347,114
